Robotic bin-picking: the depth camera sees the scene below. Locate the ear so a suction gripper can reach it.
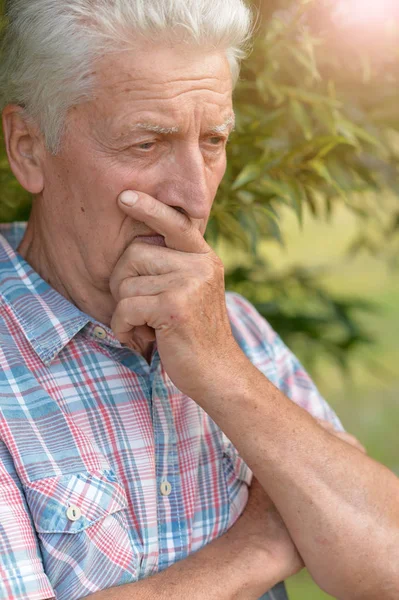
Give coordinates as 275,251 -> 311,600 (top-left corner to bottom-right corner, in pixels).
2,105 -> 45,194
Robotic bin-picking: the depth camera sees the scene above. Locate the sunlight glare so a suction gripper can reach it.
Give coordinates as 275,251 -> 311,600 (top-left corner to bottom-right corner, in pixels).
336,0 -> 396,25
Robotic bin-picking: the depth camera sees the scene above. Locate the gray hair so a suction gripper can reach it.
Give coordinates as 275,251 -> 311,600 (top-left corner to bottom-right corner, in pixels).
0,0 -> 254,154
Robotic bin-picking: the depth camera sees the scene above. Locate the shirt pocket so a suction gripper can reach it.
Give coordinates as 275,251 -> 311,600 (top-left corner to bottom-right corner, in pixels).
222,437 -> 253,526
24,469 -> 138,600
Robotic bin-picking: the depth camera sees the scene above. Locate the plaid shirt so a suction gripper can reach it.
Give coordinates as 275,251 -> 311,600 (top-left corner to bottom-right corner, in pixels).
0,222 -> 342,600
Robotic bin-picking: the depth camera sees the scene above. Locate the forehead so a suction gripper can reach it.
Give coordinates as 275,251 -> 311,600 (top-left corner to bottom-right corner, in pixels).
89,43 -> 233,132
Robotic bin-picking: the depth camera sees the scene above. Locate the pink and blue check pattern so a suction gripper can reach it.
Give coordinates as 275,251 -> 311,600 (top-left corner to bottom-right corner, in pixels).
0,223 -> 342,600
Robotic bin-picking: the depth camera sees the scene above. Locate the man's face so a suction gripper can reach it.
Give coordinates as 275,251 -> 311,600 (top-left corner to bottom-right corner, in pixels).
41,43 -> 234,284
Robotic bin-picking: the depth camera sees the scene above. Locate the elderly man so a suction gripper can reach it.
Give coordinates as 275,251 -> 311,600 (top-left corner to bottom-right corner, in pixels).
0,1 -> 398,599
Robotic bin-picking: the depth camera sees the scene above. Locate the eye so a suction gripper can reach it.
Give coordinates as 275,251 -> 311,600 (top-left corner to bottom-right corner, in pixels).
136,141 -> 156,151
208,136 -> 225,146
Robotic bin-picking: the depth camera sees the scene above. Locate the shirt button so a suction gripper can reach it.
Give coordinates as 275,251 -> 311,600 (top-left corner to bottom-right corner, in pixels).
160,481 -> 172,497
66,505 -> 82,522
93,326 -> 107,340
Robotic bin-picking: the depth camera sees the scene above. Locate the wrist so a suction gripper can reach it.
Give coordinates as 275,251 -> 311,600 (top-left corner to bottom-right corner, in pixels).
216,525 -> 282,599
189,342 -> 254,406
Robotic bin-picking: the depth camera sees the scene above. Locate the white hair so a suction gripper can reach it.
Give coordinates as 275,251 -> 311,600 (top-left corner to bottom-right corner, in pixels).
0,0 -> 254,154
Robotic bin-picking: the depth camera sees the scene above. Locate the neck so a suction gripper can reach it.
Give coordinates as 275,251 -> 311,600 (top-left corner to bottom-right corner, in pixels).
18,202 -> 156,361
18,203 -> 116,328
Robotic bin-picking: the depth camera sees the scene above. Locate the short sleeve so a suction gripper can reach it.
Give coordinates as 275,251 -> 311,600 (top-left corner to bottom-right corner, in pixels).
0,443 -> 55,600
226,292 -> 344,431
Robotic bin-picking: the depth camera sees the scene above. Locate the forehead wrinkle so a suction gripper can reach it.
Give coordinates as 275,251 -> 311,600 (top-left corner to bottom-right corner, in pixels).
111,87 -> 231,103
102,74 -> 233,103
109,73 -> 231,91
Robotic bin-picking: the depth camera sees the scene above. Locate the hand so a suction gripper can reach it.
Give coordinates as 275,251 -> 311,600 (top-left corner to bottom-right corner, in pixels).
316,419 -> 367,454
227,478 -> 304,594
110,191 -> 241,396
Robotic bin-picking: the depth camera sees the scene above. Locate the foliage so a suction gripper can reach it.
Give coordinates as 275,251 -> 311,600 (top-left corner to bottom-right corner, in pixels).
208,0 -> 399,370
0,0 -> 398,371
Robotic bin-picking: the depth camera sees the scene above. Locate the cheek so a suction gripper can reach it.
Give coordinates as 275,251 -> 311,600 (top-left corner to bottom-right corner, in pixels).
97,160 -> 161,201
218,154 -> 228,181
208,154 -> 227,192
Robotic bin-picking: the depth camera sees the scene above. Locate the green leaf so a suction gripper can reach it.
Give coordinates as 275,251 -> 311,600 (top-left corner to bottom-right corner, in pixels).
257,177 -> 293,202
290,99 -> 313,141
287,179 -> 307,226
232,163 -> 263,190
337,119 -> 386,152
308,159 -> 344,196
214,211 -> 249,248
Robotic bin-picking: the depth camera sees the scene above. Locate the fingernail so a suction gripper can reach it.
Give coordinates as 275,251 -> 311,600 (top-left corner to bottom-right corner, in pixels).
120,191 -> 139,206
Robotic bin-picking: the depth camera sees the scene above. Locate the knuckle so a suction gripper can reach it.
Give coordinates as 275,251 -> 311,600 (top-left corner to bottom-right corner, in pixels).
191,277 -> 204,296
198,259 -> 213,281
210,253 -> 225,276
196,253 -> 224,281
211,252 -> 224,269
166,289 -> 183,310
117,296 -> 133,317
178,215 -> 193,236
165,290 -> 187,321
118,277 -> 133,300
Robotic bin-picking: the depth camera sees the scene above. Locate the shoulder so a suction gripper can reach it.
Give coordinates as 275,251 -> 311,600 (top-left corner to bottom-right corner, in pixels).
0,221 -> 27,248
225,292 -> 343,429
0,298 -> 33,407
0,221 -> 35,383
226,292 -> 277,355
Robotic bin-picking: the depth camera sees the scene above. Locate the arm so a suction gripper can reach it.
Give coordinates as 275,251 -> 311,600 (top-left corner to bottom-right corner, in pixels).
88,528 -> 275,600
111,191 -> 399,600
195,352 -> 399,600
87,479 -> 303,600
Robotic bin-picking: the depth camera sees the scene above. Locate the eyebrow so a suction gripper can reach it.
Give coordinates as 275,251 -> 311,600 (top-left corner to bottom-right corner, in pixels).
118,113 -> 236,139
132,123 -> 180,135
208,114 -> 236,135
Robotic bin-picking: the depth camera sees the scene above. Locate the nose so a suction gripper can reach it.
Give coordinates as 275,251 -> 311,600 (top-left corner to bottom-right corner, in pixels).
155,146 -> 214,221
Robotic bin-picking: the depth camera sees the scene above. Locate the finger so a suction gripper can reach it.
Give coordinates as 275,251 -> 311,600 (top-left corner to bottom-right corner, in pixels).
134,324 -> 156,342
111,295 -> 165,344
118,190 -> 210,254
117,273 -> 184,301
110,243 -> 188,300
119,324 -> 156,354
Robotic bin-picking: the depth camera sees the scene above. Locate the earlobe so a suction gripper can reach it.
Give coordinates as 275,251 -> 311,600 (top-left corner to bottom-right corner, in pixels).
2,105 -> 45,194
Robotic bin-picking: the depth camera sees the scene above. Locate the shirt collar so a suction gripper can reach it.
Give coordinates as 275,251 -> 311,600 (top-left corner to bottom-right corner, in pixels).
0,222 -> 92,366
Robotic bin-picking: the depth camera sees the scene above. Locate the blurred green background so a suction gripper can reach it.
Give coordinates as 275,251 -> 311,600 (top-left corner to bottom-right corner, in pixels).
1,0 -> 398,598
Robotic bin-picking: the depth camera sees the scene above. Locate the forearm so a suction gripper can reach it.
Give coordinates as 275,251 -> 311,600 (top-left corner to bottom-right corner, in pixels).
86,526 -> 281,600
197,355 -> 399,599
